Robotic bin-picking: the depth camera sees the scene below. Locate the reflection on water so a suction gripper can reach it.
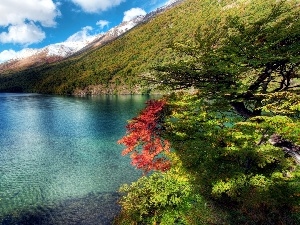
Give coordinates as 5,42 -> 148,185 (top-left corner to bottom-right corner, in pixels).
0,93 -> 150,224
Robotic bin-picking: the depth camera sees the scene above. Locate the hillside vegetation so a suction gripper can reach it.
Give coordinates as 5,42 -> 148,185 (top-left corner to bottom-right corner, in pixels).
0,0 -> 205,95
116,0 -> 300,224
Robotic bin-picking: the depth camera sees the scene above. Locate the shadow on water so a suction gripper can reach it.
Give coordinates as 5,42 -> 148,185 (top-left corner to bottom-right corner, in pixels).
1,192 -> 120,225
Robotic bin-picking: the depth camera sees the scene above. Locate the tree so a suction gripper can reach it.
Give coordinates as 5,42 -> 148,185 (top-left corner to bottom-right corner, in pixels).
164,91 -> 300,224
148,0 -> 300,223
117,0 -> 300,224
153,0 -> 300,153
118,99 -> 171,173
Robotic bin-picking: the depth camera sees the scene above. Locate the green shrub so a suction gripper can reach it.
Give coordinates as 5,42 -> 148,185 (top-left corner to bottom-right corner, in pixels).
114,154 -> 218,225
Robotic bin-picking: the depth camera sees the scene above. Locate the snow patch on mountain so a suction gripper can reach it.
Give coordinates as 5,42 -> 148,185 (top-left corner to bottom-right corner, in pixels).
1,16 -> 141,64
165,0 -> 181,6
13,48 -> 39,59
45,38 -> 97,57
0,0 -> 184,65
107,15 -> 145,37
2,37 -> 99,63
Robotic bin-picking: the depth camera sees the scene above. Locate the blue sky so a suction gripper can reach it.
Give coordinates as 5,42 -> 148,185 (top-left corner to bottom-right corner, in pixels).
0,0 -> 172,62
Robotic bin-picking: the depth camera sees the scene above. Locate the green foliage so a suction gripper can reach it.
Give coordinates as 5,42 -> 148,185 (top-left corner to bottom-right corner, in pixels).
133,0 -> 300,223
153,0 -> 300,118
116,160 -> 191,224
165,92 -> 300,224
115,154 -> 221,225
261,92 -> 300,116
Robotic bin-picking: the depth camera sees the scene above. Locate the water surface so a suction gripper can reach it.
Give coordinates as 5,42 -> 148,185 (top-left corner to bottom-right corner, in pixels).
0,93 -> 149,224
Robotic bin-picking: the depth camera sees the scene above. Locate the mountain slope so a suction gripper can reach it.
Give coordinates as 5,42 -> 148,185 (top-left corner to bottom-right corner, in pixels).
0,0 -> 208,95
0,41 -> 95,73
0,15 -> 147,74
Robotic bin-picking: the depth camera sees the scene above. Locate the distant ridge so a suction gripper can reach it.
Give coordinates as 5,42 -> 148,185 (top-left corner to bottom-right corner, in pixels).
0,0 -> 197,95
0,0 -> 184,73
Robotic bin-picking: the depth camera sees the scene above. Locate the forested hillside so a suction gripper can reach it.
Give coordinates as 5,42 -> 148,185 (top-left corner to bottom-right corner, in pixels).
0,0 -> 204,95
116,0 -> 300,224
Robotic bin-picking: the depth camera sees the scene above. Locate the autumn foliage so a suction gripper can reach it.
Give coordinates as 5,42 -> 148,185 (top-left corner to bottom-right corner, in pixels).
118,99 -> 171,172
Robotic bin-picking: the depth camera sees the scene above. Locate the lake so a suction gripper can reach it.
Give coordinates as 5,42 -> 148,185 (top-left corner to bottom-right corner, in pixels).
0,93 -> 151,224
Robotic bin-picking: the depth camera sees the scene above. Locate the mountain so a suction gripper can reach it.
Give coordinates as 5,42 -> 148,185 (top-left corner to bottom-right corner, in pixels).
74,15 -> 146,56
0,0 -> 201,95
0,40 -> 96,73
0,0 -> 183,75
0,16 -> 143,73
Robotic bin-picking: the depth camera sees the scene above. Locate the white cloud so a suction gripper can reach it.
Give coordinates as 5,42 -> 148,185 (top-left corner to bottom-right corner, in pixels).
0,22 -> 46,45
66,26 -> 94,42
0,0 -> 60,45
0,0 -> 60,27
96,20 -> 110,30
70,0 -> 125,13
122,8 -> 146,22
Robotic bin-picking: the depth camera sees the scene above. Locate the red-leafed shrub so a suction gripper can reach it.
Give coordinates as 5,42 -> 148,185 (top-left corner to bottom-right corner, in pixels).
118,99 -> 171,172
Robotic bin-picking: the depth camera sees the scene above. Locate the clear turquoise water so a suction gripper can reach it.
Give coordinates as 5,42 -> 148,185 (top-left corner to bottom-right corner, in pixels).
0,93 -> 149,224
